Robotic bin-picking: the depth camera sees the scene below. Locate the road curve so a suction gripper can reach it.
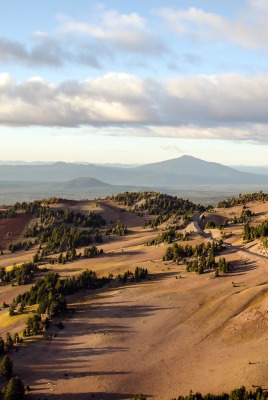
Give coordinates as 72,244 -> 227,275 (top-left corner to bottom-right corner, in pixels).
192,212 -> 211,239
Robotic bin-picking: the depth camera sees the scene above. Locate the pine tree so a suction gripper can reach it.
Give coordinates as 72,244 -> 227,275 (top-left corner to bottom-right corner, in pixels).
0,355 -> 13,379
0,336 -> 4,354
4,333 -> 13,351
4,376 -> 24,400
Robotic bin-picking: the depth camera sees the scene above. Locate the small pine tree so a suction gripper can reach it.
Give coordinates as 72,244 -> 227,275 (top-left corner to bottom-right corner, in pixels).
4,376 -> 25,400
0,336 -> 4,354
4,333 -> 13,351
0,355 -> 13,379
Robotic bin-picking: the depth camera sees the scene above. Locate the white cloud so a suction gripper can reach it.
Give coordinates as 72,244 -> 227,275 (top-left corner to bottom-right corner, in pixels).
158,1 -> 268,51
0,35 -> 103,68
58,10 -> 166,56
1,72 -> 268,144
0,7 -> 169,70
160,144 -> 185,154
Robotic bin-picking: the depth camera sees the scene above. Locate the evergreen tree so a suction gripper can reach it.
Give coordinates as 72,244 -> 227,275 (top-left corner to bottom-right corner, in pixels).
0,336 -> 4,354
4,376 -> 24,400
0,356 -> 13,379
4,333 -> 13,351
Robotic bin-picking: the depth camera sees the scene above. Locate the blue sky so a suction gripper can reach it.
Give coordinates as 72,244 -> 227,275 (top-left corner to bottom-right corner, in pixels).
1,0 -> 268,165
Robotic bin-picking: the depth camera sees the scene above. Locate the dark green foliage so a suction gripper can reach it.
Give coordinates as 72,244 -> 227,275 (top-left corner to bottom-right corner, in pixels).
13,200 -> 41,214
243,220 -> 268,243
25,315 -> 44,335
218,192 -> 268,208
7,200 -> 105,257
0,336 -> 4,355
4,376 -> 25,400
112,191 -> 203,228
0,209 -> 17,219
217,257 -> 230,273
13,199 -> 106,229
117,268 -> 148,283
148,228 -> 189,246
106,221 -> 128,236
164,241 -> 229,274
83,246 -> 102,258
0,267 -> 6,282
8,240 -> 34,253
0,356 -> 13,379
238,209 -> 253,223
173,387 -> 268,400
11,270 -> 112,333
134,267 -> 148,281
164,242 -> 195,261
0,262 -> 39,285
4,334 -> 13,352
205,220 -> 216,229
0,333 -> 20,356
39,224 -> 94,255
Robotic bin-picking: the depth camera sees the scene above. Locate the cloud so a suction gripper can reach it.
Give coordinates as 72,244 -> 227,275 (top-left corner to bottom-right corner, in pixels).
0,73 -> 159,127
58,10 -> 167,56
0,7 -> 168,70
0,34 -> 104,69
158,1 -> 268,51
1,72 -> 268,143
161,144 -> 185,154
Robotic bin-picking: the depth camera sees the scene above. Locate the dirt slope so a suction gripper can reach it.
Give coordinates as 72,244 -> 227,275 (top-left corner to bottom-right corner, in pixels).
2,199 -> 268,399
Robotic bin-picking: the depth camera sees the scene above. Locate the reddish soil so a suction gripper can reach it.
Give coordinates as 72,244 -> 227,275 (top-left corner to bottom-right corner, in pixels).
0,213 -> 32,250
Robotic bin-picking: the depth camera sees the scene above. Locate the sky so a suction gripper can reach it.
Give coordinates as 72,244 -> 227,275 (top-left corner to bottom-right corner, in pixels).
1,0 -> 268,165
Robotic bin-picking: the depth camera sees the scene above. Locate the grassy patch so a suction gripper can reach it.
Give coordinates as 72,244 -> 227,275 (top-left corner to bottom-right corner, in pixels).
0,305 -> 37,330
5,263 -> 23,272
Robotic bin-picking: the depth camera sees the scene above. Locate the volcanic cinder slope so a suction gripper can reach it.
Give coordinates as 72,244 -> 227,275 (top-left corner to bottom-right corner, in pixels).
1,198 -> 268,399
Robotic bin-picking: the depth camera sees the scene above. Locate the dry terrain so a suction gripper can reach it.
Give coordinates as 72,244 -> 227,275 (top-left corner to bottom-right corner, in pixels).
1,198 -> 268,399
0,213 -> 32,251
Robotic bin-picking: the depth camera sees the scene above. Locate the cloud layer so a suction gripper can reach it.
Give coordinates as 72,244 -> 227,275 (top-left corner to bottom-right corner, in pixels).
0,8 -> 168,70
1,72 -> 268,142
1,1 -> 268,73
159,1 -> 268,50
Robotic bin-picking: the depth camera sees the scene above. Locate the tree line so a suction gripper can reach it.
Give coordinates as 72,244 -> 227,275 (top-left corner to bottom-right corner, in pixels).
9,267 -> 150,330
218,192 -> 268,208
111,191 -> 204,227
147,227 -> 189,246
0,262 -> 39,286
243,220 -> 268,243
163,241 -> 230,274
173,386 -> 268,400
0,334 -> 26,399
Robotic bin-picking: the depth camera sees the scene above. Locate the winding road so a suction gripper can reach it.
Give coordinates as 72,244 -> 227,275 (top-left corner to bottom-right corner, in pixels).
191,212 -> 268,264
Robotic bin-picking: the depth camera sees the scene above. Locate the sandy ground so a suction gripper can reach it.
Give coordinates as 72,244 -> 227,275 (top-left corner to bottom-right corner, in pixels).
2,200 -> 268,399
13,250 -> 268,399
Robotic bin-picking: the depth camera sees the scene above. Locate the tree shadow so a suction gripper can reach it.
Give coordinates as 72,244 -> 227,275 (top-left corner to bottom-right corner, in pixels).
14,270 -> 181,399
36,391 -> 153,399
15,273 -> 179,398
226,259 -> 257,276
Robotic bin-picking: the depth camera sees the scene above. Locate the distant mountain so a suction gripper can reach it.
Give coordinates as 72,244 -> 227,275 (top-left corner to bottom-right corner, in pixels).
230,165 -> 268,176
0,160 -> 142,168
126,156 -> 268,185
0,177 -> 111,191
0,160 -> 53,165
55,177 -> 111,189
0,178 -> 147,205
0,155 -> 268,186
93,163 -> 143,168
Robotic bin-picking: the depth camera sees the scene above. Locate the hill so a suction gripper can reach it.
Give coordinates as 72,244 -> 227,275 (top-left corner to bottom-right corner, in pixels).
2,193 -> 268,398
0,156 -> 268,186
130,155 -> 268,185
